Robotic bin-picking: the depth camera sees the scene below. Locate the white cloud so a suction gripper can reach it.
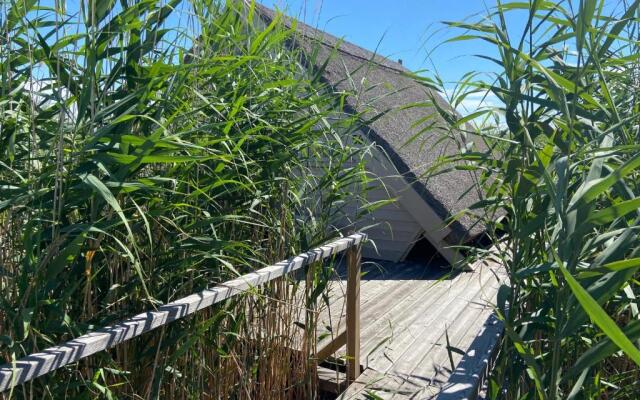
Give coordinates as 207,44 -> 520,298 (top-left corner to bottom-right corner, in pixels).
443,87 -> 504,126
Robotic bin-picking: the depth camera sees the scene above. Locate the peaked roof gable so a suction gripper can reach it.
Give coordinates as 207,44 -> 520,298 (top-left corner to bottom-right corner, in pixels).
254,3 -> 487,244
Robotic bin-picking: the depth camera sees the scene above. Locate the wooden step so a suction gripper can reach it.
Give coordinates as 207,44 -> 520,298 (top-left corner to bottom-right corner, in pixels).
318,365 -> 348,394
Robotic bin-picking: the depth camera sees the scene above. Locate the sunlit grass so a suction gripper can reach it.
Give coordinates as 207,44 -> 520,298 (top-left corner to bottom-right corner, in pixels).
428,0 -> 640,397
0,0 -> 375,398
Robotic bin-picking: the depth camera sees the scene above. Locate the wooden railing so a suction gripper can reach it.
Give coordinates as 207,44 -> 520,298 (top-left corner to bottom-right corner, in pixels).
314,238 -> 362,383
0,233 -> 366,393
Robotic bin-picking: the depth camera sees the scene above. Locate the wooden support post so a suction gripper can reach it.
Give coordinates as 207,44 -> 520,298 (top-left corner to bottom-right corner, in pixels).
345,243 -> 362,383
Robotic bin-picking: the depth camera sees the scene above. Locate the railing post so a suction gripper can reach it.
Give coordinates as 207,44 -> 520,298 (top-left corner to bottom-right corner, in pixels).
345,241 -> 362,383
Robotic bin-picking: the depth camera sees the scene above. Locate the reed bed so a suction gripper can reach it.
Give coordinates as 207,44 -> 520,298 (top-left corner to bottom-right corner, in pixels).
0,0 -> 375,398
425,0 -> 640,398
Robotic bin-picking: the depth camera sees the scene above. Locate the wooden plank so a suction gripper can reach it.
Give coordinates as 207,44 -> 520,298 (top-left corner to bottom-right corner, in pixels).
420,307 -> 500,400
318,262 -> 456,370
317,330 -> 347,362
358,273 -> 462,361
385,266 -> 504,398
409,257 -> 506,398
435,313 -> 503,400
328,264 -> 432,337
0,233 -> 366,393
363,268 -> 494,372
432,270 -> 504,400
336,368 -> 390,400
317,262 -> 427,338
334,275 -> 467,398
351,269 -> 455,355
431,278 -> 503,371
346,244 -> 362,382
389,284 -> 499,399
340,265 -> 501,399
316,262 -> 403,342
299,262 -> 390,355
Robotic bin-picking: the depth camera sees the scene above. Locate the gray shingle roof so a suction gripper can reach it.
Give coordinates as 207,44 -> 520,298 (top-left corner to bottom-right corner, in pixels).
254,3 -> 486,244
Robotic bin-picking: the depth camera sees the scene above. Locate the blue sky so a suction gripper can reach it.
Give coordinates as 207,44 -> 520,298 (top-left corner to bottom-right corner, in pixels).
258,0 -> 526,84
28,0 -> 535,114
29,1 -> 529,87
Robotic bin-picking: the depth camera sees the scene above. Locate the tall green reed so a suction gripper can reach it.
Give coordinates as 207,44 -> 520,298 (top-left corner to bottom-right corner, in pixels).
425,0 -> 640,397
0,0 -> 374,398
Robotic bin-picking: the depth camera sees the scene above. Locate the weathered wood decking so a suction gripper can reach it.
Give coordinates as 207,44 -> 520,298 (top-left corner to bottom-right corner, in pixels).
317,255 -> 505,399
0,232 -> 504,398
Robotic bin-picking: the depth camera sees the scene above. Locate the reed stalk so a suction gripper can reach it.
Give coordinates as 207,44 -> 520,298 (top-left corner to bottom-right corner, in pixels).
0,1 -> 375,398
427,0 -> 640,397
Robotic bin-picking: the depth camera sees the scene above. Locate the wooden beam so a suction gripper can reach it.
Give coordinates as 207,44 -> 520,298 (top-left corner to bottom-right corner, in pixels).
316,329 -> 347,362
0,233 -> 367,393
434,238 -> 464,268
435,314 -> 504,400
345,243 -> 362,383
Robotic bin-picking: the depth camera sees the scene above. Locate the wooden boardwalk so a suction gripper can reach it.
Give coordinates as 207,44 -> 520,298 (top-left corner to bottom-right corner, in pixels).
0,232 -> 504,398
316,256 -> 505,399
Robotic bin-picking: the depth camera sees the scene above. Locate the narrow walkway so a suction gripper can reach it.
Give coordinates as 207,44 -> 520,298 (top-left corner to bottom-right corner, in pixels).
318,255 -> 505,399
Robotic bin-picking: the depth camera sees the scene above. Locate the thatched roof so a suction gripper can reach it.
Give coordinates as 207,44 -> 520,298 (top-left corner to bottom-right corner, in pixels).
254,3 -> 486,245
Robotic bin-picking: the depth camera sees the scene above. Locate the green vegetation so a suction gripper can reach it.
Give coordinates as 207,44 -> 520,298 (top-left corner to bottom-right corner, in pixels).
0,0 -> 372,398
434,0 -> 640,397
3,0 -> 640,398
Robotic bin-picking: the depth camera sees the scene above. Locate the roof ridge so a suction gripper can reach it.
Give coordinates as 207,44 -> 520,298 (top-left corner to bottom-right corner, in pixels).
254,2 -> 409,74
251,1 -> 487,245
292,28 -> 408,75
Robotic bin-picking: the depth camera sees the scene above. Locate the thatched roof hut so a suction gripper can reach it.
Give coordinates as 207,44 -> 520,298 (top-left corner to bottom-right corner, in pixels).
255,3 -> 487,264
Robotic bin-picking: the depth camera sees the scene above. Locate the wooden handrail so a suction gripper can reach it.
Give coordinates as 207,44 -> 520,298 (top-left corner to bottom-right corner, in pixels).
0,233 -> 366,393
